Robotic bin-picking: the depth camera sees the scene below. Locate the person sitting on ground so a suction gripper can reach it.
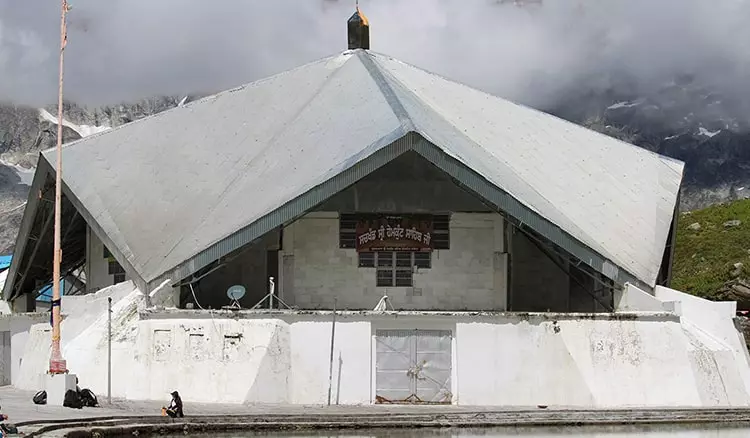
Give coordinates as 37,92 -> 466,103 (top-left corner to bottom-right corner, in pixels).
163,391 -> 184,418
0,409 -> 17,437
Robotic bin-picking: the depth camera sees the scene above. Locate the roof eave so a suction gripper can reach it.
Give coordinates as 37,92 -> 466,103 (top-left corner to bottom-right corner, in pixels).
146,127 -> 414,289
145,131 -> 651,293
2,153 -> 50,302
4,155 -> 149,302
41,154 -> 149,294
410,137 -> 651,291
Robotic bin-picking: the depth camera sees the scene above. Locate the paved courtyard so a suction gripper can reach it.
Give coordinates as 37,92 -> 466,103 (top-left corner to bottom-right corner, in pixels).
0,386 -> 279,423
0,385 -> 528,424
4,385 -> 750,437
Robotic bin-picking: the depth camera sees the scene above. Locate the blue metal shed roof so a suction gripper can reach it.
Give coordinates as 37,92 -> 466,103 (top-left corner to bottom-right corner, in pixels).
0,255 -> 12,271
36,280 -> 65,303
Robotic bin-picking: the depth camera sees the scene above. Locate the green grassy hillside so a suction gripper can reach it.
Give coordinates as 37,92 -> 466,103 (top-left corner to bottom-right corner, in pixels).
672,198 -> 750,301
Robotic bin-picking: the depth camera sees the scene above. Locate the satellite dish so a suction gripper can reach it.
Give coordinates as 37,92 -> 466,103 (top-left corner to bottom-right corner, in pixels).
227,285 -> 246,301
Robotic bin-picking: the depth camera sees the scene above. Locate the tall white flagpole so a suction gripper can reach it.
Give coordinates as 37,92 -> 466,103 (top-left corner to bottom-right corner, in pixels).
50,0 -> 71,375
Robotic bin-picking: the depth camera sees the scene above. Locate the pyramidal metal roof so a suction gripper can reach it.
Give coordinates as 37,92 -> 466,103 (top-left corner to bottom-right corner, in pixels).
35,49 -> 682,290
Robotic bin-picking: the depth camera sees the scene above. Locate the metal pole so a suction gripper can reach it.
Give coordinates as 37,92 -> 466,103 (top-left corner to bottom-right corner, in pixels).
107,297 -> 112,404
269,277 -> 274,310
327,297 -> 337,406
49,0 -> 70,375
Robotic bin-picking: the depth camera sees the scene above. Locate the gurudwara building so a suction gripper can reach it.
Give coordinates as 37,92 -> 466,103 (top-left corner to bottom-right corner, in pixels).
3,9 -> 750,407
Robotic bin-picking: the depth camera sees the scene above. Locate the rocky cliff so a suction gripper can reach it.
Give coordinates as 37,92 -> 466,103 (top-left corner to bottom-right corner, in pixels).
0,96 -> 190,253
550,75 -> 750,211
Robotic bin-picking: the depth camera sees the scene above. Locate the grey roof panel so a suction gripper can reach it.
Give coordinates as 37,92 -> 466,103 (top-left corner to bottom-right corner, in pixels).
44,51 -> 403,283
37,49 -> 683,290
152,53 -> 405,278
371,53 -> 683,287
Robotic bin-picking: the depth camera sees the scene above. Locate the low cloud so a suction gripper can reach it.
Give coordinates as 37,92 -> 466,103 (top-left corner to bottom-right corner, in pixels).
1,0 -> 749,117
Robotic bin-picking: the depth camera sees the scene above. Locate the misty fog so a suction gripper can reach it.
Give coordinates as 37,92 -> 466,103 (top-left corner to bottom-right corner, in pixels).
1,0 -> 749,116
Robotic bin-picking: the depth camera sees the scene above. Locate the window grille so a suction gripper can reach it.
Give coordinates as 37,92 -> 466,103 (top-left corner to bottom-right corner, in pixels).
359,251 -> 431,287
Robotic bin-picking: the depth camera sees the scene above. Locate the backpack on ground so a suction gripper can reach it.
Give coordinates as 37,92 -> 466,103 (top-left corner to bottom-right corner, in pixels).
63,389 -> 83,409
32,390 -> 47,405
79,388 -> 98,407
1,423 -> 19,435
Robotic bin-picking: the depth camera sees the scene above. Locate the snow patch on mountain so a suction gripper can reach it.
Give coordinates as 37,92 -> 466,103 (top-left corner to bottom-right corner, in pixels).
607,100 -> 643,110
0,159 -> 34,186
38,108 -> 110,138
698,127 -> 721,138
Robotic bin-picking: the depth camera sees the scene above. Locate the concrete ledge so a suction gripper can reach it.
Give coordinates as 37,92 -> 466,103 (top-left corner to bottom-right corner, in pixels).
139,308 -> 681,323
19,408 -> 750,437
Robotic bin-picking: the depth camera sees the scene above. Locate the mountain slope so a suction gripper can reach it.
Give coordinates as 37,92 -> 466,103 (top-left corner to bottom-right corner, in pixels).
550,77 -> 750,211
672,199 -> 750,305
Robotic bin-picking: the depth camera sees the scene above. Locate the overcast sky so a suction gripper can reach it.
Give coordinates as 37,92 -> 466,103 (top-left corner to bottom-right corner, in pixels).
1,0 -> 749,110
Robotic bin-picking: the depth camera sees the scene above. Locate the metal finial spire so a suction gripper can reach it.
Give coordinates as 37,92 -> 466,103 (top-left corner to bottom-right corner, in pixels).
348,2 -> 369,50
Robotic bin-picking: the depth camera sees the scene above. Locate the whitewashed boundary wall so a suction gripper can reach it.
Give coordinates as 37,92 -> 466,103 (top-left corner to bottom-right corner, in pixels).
11,282 -> 750,407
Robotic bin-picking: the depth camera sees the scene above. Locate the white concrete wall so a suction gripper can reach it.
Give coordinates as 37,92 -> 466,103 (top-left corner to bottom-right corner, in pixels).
12,281 -> 750,407
13,283 -> 373,404
13,281 -> 142,391
129,317 -> 291,403
86,226 -> 129,293
289,320 -> 371,404
282,212 -> 507,311
63,282 -> 136,332
456,315 -> 750,406
0,270 -> 11,315
281,212 -> 371,310
0,313 -> 51,386
655,286 -> 750,400
415,214 -> 506,310
615,283 -> 675,313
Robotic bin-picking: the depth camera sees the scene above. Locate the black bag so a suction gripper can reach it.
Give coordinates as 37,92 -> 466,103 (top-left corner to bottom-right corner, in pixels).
80,388 -> 98,407
32,390 -> 47,405
63,389 -> 83,409
1,423 -> 18,435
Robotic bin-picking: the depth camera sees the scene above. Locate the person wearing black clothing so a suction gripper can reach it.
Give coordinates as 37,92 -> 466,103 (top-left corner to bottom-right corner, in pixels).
0,408 -> 16,436
164,391 -> 184,418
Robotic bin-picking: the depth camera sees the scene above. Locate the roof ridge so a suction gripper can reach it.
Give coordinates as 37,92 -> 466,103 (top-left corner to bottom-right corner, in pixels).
355,51 -> 414,135
367,53 -> 685,171
369,55 -> 621,272
151,54 -> 362,274
43,53 -> 352,156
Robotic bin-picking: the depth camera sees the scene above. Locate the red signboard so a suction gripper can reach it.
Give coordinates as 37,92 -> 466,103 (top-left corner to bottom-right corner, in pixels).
355,215 -> 433,252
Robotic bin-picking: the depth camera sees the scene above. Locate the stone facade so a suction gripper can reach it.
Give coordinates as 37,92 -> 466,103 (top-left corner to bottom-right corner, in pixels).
280,212 -> 507,311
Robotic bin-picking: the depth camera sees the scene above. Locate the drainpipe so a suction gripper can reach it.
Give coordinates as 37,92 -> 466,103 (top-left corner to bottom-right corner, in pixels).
107,296 -> 112,404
